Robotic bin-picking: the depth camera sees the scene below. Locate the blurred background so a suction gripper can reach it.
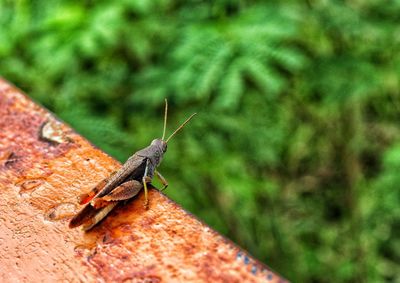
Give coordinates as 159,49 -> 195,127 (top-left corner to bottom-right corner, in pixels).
1,1 -> 399,282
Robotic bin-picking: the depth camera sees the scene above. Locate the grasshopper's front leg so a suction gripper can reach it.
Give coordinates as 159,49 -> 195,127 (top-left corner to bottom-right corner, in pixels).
155,170 -> 168,191
141,168 -> 168,209
142,159 -> 151,209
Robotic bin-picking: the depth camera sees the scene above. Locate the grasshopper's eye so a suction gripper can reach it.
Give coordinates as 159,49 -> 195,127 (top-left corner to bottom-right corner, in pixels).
163,143 -> 167,153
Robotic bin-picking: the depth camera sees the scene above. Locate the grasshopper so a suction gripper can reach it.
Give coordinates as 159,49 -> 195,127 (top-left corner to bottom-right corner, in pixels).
69,100 -> 196,230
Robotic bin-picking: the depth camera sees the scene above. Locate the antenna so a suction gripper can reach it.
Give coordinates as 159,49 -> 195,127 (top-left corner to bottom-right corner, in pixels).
162,99 -> 168,140
165,113 -> 197,143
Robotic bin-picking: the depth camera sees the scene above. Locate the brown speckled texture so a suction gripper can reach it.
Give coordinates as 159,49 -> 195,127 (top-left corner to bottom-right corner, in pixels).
0,78 -> 288,283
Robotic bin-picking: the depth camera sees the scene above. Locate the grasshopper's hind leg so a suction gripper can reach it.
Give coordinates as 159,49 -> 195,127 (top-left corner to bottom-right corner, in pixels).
78,180 -> 143,231
79,170 -> 118,205
91,180 -> 143,209
81,203 -> 118,231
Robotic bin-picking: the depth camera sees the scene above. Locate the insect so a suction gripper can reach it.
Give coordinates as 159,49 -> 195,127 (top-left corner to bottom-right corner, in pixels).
69,100 -> 196,230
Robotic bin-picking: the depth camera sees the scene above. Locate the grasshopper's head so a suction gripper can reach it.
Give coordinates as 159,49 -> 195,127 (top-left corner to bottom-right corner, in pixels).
151,139 -> 167,153
148,139 -> 167,168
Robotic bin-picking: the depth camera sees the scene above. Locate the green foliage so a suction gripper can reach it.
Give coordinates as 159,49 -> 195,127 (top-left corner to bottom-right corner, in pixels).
1,1 -> 399,282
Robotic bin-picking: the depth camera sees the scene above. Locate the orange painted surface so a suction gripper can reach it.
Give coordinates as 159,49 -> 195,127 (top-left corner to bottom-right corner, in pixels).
0,79 -> 288,282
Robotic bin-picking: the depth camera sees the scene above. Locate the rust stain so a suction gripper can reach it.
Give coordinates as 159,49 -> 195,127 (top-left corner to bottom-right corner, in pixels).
0,78 -> 288,282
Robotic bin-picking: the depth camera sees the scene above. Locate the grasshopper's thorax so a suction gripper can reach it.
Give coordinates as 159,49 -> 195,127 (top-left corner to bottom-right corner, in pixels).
150,139 -> 167,165
137,138 -> 167,169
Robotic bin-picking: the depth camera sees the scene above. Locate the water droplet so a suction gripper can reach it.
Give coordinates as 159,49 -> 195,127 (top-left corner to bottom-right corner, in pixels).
40,118 -> 70,144
17,179 -> 44,195
251,265 -> 257,275
244,255 -> 250,265
46,202 -> 76,221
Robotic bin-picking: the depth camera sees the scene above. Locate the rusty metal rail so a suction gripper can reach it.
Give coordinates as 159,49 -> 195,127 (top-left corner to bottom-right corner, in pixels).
0,78 -> 288,282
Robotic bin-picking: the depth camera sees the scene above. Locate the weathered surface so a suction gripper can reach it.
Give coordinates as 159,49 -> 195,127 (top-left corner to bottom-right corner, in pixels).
0,78 -> 288,282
